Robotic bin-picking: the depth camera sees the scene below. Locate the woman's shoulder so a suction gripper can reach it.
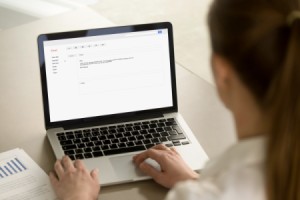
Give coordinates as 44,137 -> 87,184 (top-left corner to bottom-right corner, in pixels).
166,136 -> 266,200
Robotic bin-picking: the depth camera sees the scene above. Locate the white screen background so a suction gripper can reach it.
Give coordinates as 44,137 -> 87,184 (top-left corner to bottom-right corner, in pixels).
44,29 -> 173,122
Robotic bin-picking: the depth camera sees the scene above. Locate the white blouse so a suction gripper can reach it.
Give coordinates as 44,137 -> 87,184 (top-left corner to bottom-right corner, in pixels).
166,136 -> 266,200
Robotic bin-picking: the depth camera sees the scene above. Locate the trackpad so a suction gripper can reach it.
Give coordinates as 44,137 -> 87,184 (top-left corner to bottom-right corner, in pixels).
110,155 -> 145,180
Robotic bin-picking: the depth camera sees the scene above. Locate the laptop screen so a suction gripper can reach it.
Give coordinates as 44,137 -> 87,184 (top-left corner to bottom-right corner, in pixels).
39,23 -> 177,126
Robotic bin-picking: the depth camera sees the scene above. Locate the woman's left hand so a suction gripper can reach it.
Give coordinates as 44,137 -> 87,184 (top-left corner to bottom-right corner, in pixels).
49,156 -> 100,200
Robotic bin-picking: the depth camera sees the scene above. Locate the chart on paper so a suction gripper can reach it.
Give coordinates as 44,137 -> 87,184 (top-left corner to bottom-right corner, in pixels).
0,148 -> 57,200
0,157 -> 27,178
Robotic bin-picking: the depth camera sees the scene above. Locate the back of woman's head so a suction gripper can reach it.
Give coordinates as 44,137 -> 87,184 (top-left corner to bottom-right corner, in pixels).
208,0 -> 300,199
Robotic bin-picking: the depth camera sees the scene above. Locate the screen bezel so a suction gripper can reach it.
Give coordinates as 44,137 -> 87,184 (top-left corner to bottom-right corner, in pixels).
38,22 -> 178,129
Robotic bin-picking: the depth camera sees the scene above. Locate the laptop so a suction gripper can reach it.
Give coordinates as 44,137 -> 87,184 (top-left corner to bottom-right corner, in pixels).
37,22 -> 208,186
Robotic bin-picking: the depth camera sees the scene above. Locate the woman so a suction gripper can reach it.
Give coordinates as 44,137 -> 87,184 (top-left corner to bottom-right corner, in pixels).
49,0 -> 300,199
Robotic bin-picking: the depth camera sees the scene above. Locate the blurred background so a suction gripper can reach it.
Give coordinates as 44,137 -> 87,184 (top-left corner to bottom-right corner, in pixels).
0,0 -> 213,84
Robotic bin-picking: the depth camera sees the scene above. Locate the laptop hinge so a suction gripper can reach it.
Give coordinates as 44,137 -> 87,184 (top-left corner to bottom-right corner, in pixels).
62,112 -> 164,130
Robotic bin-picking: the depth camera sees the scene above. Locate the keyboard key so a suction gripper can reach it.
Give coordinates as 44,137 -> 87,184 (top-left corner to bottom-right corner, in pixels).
109,144 -> 118,149
103,140 -> 111,145
146,144 -> 155,149
124,132 -> 131,137
109,129 -> 117,134
120,137 -> 128,142
86,142 -> 94,147
125,127 -> 133,132
169,130 -> 177,135
102,130 -> 109,135
75,154 -> 84,159
152,133 -> 160,138
164,127 -> 172,131
109,126 -> 117,129
160,137 -> 168,142
111,138 -> 119,144
117,128 -> 125,132
92,132 -> 100,136
149,124 -> 157,128
75,149 -> 84,154
172,125 -> 183,134
81,138 -> 90,143
100,127 -> 108,130
93,146 -> 101,151
101,145 -> 109,150
98,135 -> 107,140
73,139 -> 81,144
65,131 -> 74,135
57,132 -> 65,136
69,155 -> 76,160
182,141 -> 190,145
133,125 -> 141,131
125,123 -> 133,127
75,133 -> 83,138
74,130 -> 82,134
140,130 -> 148,134
150,120 -> 158,124
118,143 -> 126,148
159,119 -> 166,122
156,128 -> 164,132
94,141 -> 102,146
84,132 -> 92,137
62,144 -> 77,150
143,139 -> 151,144
160,132 -> 169,137
142,121 -> 150,125
93,151 -> 104,157
145,134 -> 153,139
128,136 -> 136,141
141,125 -> 149,129
131,131 -> 139,136
157,123 -> 166,127
92,128 -> 99,132
83,129 -> 91,133
60,140 -> 73,146
173,141 -> 181,146
136,135 -> 144,140
67,135 -> 75,140
64,150 -> 75,155
117,124 -> 125,128
58,136 -> 67,141
126,142 -> 134,147
167,118 -> 175,121
116,133 -> 123,138
166,121 -> 177,126
107,134 -> 115,139
134,122 -> 141,125
91,136 -> 99,141
148,129 -> 156,133
166,143 -> 174,147
135,140 -> 143,145
77,143 -> 85,148
84,147 -> 92,153
103,145 -> 146,156
168,134 -> 186,141
84,153 -> 93,159
151,138 -> 159,143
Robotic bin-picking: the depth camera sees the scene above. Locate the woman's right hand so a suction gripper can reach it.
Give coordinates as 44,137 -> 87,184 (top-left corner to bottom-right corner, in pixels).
133,144 -> 199,188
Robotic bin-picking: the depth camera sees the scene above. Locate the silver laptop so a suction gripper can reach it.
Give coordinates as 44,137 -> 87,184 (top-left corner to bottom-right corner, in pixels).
37,22 -> 208,186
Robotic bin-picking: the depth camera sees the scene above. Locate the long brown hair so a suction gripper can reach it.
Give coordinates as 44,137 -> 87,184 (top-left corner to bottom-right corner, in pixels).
208,0 -> 300,200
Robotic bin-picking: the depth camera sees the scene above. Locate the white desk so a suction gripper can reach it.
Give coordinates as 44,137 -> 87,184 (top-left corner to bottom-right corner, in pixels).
0,7 -> 235,199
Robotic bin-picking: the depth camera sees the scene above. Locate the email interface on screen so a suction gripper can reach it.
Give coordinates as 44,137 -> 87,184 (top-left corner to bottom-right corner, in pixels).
43,29 -> 173,122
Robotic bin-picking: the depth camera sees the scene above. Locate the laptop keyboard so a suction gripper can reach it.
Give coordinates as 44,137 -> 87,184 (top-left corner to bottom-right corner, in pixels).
56,118 -> 190,160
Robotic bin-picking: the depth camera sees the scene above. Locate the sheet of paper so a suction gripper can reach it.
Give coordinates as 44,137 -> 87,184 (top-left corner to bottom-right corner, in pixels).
0,148 -> 57,200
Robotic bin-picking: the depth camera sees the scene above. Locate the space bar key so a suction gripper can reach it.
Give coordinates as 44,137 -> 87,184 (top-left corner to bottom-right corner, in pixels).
103,145 -> 146,156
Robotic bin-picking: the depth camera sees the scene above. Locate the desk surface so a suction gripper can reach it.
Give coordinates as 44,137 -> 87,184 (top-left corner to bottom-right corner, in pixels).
0,7 -> 235,199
